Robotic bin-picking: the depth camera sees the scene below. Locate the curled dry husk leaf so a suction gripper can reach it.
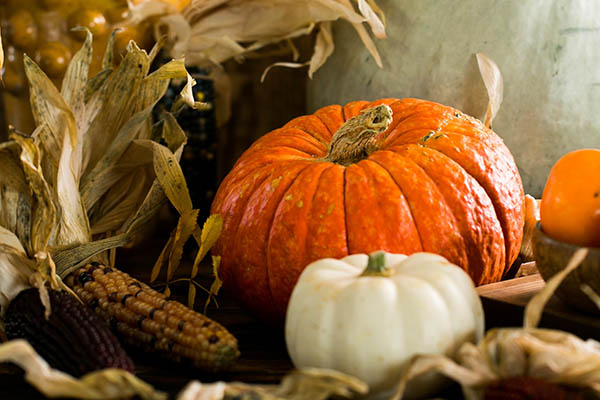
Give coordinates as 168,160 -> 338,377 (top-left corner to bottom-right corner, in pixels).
520,194 -> 540,262
0,227 -> 35,318
0,31 -> 220,398
176,368 -> 368,400
391,247 -> 600,400
0,340 -> 166,400
476,52 -> 503,129
129,0 -> 386,77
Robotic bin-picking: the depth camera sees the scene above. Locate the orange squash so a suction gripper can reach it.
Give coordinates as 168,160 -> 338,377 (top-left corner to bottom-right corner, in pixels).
540,149 -> 600,247
211,98 -> 524,323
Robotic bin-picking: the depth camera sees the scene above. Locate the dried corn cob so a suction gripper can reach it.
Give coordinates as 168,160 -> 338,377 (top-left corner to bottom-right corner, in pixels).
65,262 -> 239,371
4,287 -> 135,377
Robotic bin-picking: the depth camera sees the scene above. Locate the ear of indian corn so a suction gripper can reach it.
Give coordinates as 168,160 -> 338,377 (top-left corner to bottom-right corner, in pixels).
65,262 -> 239,371
4,287 -> 135,377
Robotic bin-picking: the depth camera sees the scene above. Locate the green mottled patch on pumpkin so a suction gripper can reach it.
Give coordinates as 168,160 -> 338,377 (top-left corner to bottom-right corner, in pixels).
271,176 -> 283,190
238,183 -> 250,197
327,204 -> 335,215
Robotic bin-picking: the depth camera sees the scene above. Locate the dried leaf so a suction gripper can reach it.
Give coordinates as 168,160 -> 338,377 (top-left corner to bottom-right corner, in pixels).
357,0 -> 386,38
130,0 -> 175,24
62,29 -> 92,132
84,69 -> 112,105
261,61 -> 309,83
0,225 -> 27,254
203,255 -> 221,314
25,55 -> 77,166
166,209 -> 199,281
28,272 -> 52,319
176,368 -> 367,400
109,141 -> 165,236
390,354 -> 487,400
33,251 -> 59,290
175,69 -> 212,112
582,284 -> 600,310
53,234 -> 131,279
149,36 -> 168,65
147,0 -> 386,75
476,328 -> 600,392
135,59 -> 186,113
160,112 -> 188,153
151,230 -> 175,283
177,381 -> 226,400
0,228 -> 35,316
154,14 -> 192,60
151,141 -> 193,214
124,179 -> 170,238
0,143 -> 34,249
0,340 -> 166,400
308,22 -> 334,78
81,43 -> 149,176
11,134 -> 57,255
62,30 -> 93,180
164,284 -> 171,298
187,282 -> 196,309
24,55 -> 90,248
476,52 -> 504,129
520,194 -> 540,261
81,107 -> 155,211
89,168 -> 153,235
147,58 -> 188,81
192,214 -> 222,277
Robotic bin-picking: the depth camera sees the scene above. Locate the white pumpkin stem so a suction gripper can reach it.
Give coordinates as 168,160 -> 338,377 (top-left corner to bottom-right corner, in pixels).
360,251 -> 392,277
323,104 -> 393,166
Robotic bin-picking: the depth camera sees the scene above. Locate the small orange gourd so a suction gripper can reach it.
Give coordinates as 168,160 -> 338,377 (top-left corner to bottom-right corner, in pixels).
540,149 -> 600,247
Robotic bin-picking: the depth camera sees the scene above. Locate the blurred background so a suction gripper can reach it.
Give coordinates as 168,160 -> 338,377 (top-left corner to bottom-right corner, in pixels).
0,0 -> 332,219
4,1 -> 600,206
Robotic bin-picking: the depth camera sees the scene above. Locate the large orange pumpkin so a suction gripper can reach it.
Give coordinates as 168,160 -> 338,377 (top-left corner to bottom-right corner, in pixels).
211,98 -> 524,323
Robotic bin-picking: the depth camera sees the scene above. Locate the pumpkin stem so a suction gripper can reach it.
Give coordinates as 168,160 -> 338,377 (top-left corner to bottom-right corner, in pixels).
360,251 -> 392,277
323,104 -> 393,166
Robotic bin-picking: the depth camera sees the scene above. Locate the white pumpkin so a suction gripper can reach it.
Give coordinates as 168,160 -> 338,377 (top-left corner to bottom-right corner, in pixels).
284,251 -> 484,398
308,0 -> 600,197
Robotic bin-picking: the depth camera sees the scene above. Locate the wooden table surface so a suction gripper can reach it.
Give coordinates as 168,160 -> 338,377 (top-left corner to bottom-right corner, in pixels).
1,237 -> 599,399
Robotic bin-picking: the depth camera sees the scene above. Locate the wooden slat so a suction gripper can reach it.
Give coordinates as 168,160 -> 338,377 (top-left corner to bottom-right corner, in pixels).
477,272 -> 600,340
476,273 -> 545,306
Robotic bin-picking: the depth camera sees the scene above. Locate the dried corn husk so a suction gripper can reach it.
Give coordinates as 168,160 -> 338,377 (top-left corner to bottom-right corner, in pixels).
0,31 -> 220,397
0,340 -> 166,400
476,52 -> 503,129
520,194 -> 541,261
0,228 -> 35,318
176,368 -> 368,400
9,33 -> 212,277
391,247 -> 600,400
130,0 -> 386,77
